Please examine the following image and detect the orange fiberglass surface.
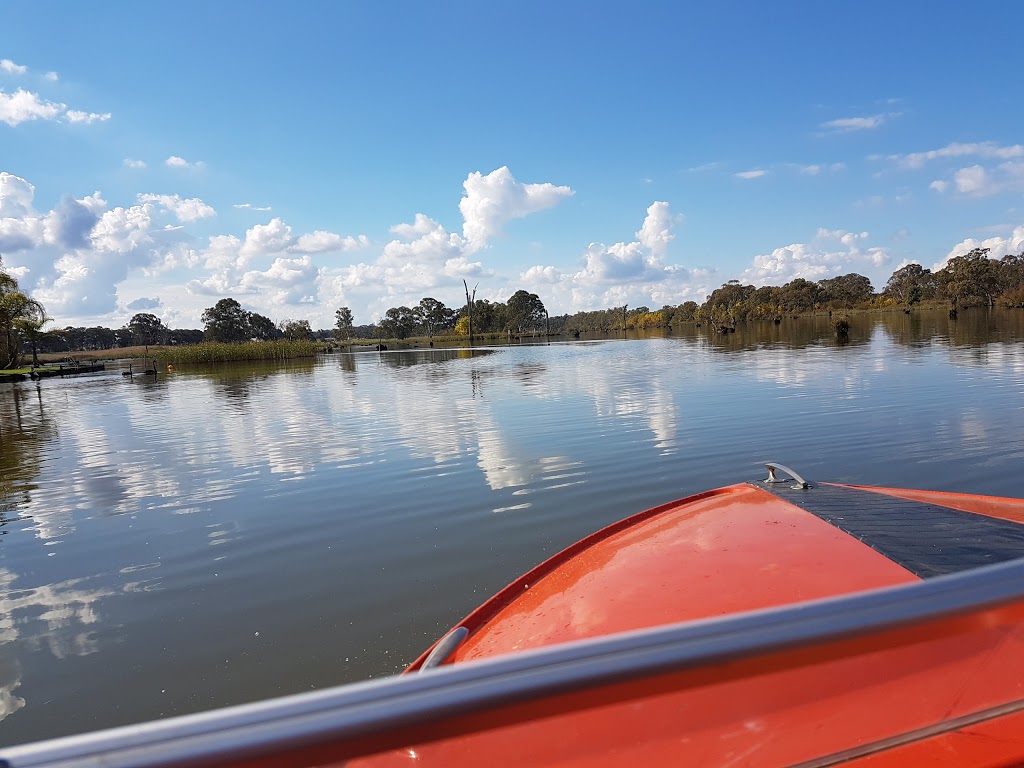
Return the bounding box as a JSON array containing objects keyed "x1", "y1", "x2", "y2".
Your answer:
[{"x1": 5, "y1": 465, "x2": 1024, "y2": 768}]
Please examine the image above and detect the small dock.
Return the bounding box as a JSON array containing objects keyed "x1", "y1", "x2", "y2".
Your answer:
[{"x1": 0, "y1": 361, "x2": 106, "y2": 383}]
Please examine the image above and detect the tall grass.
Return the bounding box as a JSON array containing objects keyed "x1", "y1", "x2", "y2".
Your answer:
[{"x1": 166, "y1": 340, "x2": 319, "y2": 364}]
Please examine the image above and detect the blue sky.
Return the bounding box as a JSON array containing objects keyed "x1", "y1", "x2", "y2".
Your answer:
[{"x1": 2, "y1": 1, "x2": 1023, "y2": 329}]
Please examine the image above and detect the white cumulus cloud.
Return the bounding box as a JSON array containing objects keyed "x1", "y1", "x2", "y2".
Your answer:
[
  {"x1": 90, "y1": 204, "x2": 156, "y2": 253},
  {"x1": 0, "y1": 172, "x2": 37, "y2": 218},
  {"x1": 635, "y1": 201, "x2": 676, "y2": 255},
  {"x1": 520, "y1": 265, "x2": 562, "y2": 284},
  {"x1": 557, "y1": 201, "x2": 691, "y2": 311},
  {"x1": 123, "y1": 158, "x2": 147, "y2": 169},
  {"x1": 740, "y1": 229, "x2": 889, "y2": 285},
  {"x1": 240, "y1": 218, "x2": 292, "y2": 258},
  {"x1": 936, "y1": 226, "x2": 1024, "y2": 270},
  {"x1": 0, "y1": 89, "x2": 65, "y2": 126},
  {"x1": 239, "y1": 255, "x2": 320, "y2": 305},
  {"x1": 0, "y1": 59, "x2": 28, "y2": 75},
  {"x1": 291, "y1": 231, "x2": 370, "y2": 253},
  {"x1": 327, "y1": 167, "x2": 571, "y2": 303},
  {"x1": 165, "y1": 156, "x2": 205, "y2": 170},
  {"x1": 929, "y1": 161, "x2": 1024, "y2": 197},
  {"x1": 459, "y1": 166, "x2": 574, "y2": 250},
  {"x1": 954, "y1": 165, "x2": 993, "y2": 195}
]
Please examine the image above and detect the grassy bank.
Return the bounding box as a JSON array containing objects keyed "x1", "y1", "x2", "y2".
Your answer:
[
  {"x1": 166, "y1": 340, "x2": 320, "y2": 363},
  {"x1": 36, "y1": 340, "x2": 321, "y2": 365}
]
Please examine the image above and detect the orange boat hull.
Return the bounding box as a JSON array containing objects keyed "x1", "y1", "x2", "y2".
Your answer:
[
  {"x1": 7, "y1": 480, "x2": 1024, "y2": 768},
  {"x1": 361, "y1": 483, "x2": 1024, "y2": 767}
]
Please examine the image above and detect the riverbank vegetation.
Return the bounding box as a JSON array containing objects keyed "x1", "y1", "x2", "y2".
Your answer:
[
  {"x1": 166, "y1": 339, "x2": 320, "y2": 364},
  {"x1": 5, "y1": 246, "x2": 1024, "y2": 367}
]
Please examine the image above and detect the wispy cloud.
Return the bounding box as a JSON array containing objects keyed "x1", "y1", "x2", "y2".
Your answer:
[
  {"x1": 821, "y1": 114, "x2": 888, "y2": 132},
  {"x1": 799, "y1": 162, "x2": 845, "y2": 175},
  {"x1": 889, "y1": 142, "x2": 1024, "y2": 169},
  {"x1": 123, "y1": 158, "x2": 147, "y2": 169},
  {"x1": 735, "y1": 169, "x2": 767, "y2": 179},
  {"x1": 234, "y1": 203, "x2": 272, "y2": 211},
  {"x1": 688, "y1": 161, "x2": 723, "y2": 173},
  {"x1": 66, "y1": 109, "x2": 111, "y2": 124}
]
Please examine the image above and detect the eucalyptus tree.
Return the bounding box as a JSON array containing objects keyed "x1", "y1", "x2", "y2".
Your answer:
[
  {"x1": 777, "y1": 278, "x2": 823, "y2": 313},
  {"x1": 280, "y1": 319, "x2": 314, "y2": 341},
  {"x1": 817, "y1": 273, "x2": 874, "y2": 306},
  {"x1": 248, "y1": 312, "x2": 279, "y2": 341},
  {"x1": 884, "y1": 263, "x2": 936, "y2": 305},
  {"x1": 127, "y1": 313, "x2": 168, "y2": 355},
  {"x1": 936, "y1": 248, "x2": 1001, "y2": 308},
  {"x1": 998, "y1": 253, "x2": 1024, "y2": 296},
  {"x1": 201, "y1": 298, "x2": 252, "y2": 342},
  {"x1": 334, "y1": 306, "x2": 354, "y2": 342},
  {"x1": 379, "y1": 306, "x2": 419, "y2": 340},
  {"x1": 416, "y1": 297, "x2": 454, "y2": 340},
  {"x1": 506, "y1": 290, "x2": 546, "y2": 335}
]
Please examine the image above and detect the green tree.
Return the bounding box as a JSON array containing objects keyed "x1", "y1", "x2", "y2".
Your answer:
[
  {"x1": 14, "y1": 314, "x2": 50, "y2": 368},
  {"x1": 127, "y1": 313, "x2": 168, "y2": 354},
  {"x1": 280, "y1": 319, "x2": 313, "y2": 340},
  {"x1": 379, "y1": 306, "x2": 419, "y2": 340},
  {"x1": 416, "y1": 297, "x2": 454, "y2": 340},
  {"x1": 998, "y1": 253, "x2": 1024, "y2": 292},
  {"x1": 334, "y1": 306, "x2": 355, "y2": 342},
  {"x1": 0, "y1": 259, "x2": 47, "y2": 369},
  {"x1": 506, "y1": 290, "x2": 546, "y2": 334},
  {"x1": 937, "y1": 248, "x2": 1001, "y2": 308},
  {"x1": 673, "y1": 301, "x2": 699, "y2": 321},
  {"x1": 777, "y1": 278, "x2": 823, "y2": 312},
  {"x1": 248, "y1": 312, "x2": 280, "y2": 341},
  {"x1": 884, "y1": 263, "x2": 936, "y2": 305},
  {"x1": 818, "y1": 273, "x2": 874, "y2": 305},
  {"x1": 201, "y1": 298, "x2": 252, "y2": 342}
]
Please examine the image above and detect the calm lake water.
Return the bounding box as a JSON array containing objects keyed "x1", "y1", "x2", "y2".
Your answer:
[{"x1": 2, "y1": 309, "x2": 1024, "y2": 745}]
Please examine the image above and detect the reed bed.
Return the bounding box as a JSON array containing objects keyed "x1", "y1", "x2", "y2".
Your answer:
[{"x1": 166, "y1": 340, "x2": 319, "y2": 364}]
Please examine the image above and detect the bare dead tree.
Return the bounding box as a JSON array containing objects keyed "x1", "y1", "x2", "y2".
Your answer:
[{"x1": 463, "y1": 279, "x2": 478, "y2": 347}]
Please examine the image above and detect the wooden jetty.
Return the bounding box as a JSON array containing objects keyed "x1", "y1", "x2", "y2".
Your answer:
[{"x1": 0, "y1": 361, "x2": 106, "y2": 383}]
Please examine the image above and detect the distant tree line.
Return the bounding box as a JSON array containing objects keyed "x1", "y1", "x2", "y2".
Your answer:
[
  {"x1": 687, "y1": 247, "x2": 1024, "y2": 326},
  {"x1": 9, "y1": 246, "x2": 1024, "y2": 360},
  {"x1": 369, "y1": 290, "x2": 548, "y2": 341}
]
